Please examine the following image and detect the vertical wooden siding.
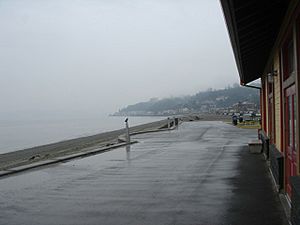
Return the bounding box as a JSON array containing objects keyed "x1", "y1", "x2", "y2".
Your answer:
[
  {"x1": 273, "y1": 53, "x2": 282, "y2": 151},
  {"x1": 264, "y1": 76, "x2": 269, "y2": 134}
]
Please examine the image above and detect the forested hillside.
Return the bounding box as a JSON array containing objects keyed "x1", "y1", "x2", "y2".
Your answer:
[{"x1": 114, "y1": 84, "x2": 260, "y2": 116}]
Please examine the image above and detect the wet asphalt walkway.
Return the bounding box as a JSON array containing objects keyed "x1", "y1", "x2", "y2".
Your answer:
[{"x1": 0, "y1": 121, "x2": 289, "y2": 225}]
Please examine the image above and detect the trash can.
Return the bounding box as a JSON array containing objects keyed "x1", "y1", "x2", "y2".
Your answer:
[
  {"x1": 239, "y1": 116, "x2": 243, "y2": 123},
  {"x1": 175, "y1": 118, "x2": 179, "y2": 126},
  {"x1": 232, "y1": 115, "x2": 237, "y2": 125}
]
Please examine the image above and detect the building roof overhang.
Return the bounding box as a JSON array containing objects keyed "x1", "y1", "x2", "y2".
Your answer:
[{"x1": 220, "y1": 0, "x2": 289, "y2": 84}]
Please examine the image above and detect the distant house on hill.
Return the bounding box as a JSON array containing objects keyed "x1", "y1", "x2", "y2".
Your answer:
[{"x1": 232, "y1": 101, "x2": 257, "y2": 113}]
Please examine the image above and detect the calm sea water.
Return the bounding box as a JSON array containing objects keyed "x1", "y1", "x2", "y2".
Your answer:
[{"x1": 0, "y1": 115, "x2": 165, "y2": 154}]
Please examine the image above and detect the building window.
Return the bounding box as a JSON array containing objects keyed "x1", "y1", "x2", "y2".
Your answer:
[
  {"x1": 283, "y1": 36, "x2": 295, "y2": 80},
  {"x1": 288, "y1": 41, "x2": 295, "y2": 75}
]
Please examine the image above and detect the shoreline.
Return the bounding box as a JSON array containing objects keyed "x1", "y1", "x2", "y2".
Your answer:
[
  {"x1": 0, "y1": 114, "x2": 231, "y2": 173},
  {"x1": 0, "y1": 119, "x2": 170, "y2": 171}
]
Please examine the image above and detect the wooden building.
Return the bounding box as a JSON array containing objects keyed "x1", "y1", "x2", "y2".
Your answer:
[{"x1": 220, "y1": 1, "x2": 300, "y2": 223}]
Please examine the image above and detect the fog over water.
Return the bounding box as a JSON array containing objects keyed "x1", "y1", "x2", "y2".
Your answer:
[
  {"x1": 0, "y1": 0, "x2": 238, "y2": 151},
  {"x1": 0, "y1": 0, "x2": 237, "y2": 116}
]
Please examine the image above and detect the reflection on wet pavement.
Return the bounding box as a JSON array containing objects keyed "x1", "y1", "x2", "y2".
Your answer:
[{"x1": 0, "y1": 121, "x2": 258, "y2": 225}]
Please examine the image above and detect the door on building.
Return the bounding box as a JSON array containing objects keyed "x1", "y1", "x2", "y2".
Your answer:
[{"x1": 285, "y1": 84, "x2": 297, "y2": 198}]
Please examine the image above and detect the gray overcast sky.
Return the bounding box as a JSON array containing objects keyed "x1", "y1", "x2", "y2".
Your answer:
[{"x1": 0, "y1": 0, "x2": 238, "y2": 116}]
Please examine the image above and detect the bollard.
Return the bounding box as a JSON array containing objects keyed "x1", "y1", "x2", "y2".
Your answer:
[{"x1": 125, "y1": 118, "x2": 130, "y2": 145}]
